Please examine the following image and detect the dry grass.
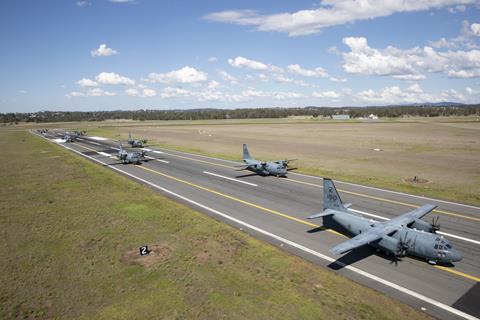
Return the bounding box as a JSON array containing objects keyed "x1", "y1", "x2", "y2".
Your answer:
[{"x1": 79, "y1": 118, "x2": 480, "y2": 205}]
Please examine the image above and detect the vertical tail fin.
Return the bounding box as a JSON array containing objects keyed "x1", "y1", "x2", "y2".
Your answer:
[
  {"x1": 242, "y1": 144, "x2": 252, "y2": 160},
  {"x1": 323, "y1": 178, "x2": 345, "y2": 211}
]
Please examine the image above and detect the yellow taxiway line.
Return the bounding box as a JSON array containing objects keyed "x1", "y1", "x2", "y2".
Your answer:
[{"x1": 72, "y1": 142, "x2": 479, "y2": 283}]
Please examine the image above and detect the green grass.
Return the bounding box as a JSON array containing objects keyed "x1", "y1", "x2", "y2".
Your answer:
[{"x1": 0, "y1": 130, "x2": 432, "y2": 319}]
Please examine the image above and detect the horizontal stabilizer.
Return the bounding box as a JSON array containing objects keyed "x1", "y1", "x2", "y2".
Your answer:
[{"x1": 307, "y1": 209, "x2": 336, "y2": 219}]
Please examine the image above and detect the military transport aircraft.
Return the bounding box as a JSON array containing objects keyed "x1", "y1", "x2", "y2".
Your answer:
[
  {"x1": 308, "y1": 178, "x2": 462, "y2": 265},
  {"x1": 236, "y1": 144, "x2": 297, "y2": 177},
  {"x1": 63, "y1": 132, "x2": 78, "y2": 142},
  {"x1": 117, "y1": 142, "x2": 146, "y2": 164},
  {"x1": 127, "y1": 132, "x2": 147, "y2": 148}
]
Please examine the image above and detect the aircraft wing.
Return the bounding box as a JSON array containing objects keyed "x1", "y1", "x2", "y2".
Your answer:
[
  {"x1": 329, "y1": 224, "x2": 399, "y2": 255},
  {"x1": 388, "y1": 204, "x2": 437, "y2": 226},
  {"x1": 330, "y1": 232, "x2": 383, "y2": 255}
]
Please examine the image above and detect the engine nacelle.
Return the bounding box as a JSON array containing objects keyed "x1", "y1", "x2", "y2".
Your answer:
[
  {"x1": 409, "y1": 219, "x2": 433, "y2": 232},
  {"x1": 374, "y1": 235, "x2": 400, "y2": 254}
]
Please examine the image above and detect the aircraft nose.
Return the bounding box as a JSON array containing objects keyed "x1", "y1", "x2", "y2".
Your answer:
[{"x1": 449, "y1": 248, "x2": 463, "y2": 262}]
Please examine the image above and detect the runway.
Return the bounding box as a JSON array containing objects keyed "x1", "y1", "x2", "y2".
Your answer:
[{"x1": 37, "y1": 130, "x2": 480, "y2": 320}]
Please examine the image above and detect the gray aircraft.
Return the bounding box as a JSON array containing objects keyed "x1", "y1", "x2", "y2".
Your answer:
[
  {"x1": 308, "y1": 178, "x2": 462, "y2": 265},
  {"x1": 63, "y1": 133, "x2": 77, "y2": 142},
  {"x1": 117, "y1": 142, "x2": 146, "y2": 164},
  {"x1": 236, "y1": 144, "x2": 297, "y2": 177},
  {"x1": 127, "y1": 132, "x2": 147, "y2": 148}
]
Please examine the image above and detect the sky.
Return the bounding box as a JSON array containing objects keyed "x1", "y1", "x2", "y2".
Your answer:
[{"x1": 1, "y1": 0, "x2": 479, "y2": 113}]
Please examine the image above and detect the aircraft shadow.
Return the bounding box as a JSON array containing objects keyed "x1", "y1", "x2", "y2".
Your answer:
[
  {"x1": 327, "y1": 246, "x2": 375, "y2": 270},
  {"x1": 235, "y1": 172, "x2": 262, "y2": 178}
]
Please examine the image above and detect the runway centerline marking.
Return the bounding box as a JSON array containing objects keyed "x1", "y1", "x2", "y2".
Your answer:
[
  {"x1": 203, "y1": 171, "x2": 258, "y2": 187},
  {"x1": 34, "y1": 131, "x2": 480, "y2": 320}
]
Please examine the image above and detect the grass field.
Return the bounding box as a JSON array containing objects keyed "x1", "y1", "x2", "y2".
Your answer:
[
  {"x1": 0, "y1": 129, "x2": 432, "y2": 319},
  {"x1": 64, "y1": 117, "x2": 480, "y2": 206}
]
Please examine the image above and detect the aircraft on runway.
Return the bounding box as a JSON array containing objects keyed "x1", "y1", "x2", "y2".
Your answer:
[
  {"x1": 236, "y1": 144, "x2": 297, "y2": 177},
  {"x1": 117, "y1": 142, "x2": 146, "y2": 164},
  {"x1": 63, "y1": 133, "x2": 78, "y2": 142},
  {"x1": 307, "y1": 178, "x2": 462, "y2": 265},
  {"x1": 127, "y1": 132, "x2": 147, "y2": 148},
  {"x1": 74, "y1": 130, "x2": 86, "y2": 136}
]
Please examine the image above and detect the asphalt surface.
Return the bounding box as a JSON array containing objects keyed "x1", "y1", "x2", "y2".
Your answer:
[{"x1": 37, "y1": 131, "x2": 480, "y2": 320}]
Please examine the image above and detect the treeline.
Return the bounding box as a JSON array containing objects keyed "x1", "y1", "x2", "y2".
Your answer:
[{"x1": 2, "y1": 105, "x2": 479, "y2": 123}]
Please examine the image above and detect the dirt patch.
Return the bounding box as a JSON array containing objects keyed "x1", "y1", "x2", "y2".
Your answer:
[
  {"x1": 121, "y1": 244, "x2": 172, "y2": 267},
  {"x1": 405, "y1": 177, "x2": 430, "y2": 184}
]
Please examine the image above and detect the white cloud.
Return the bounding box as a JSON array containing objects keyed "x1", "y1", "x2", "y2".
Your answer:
[
  {"x1": 18, "y1": 89, "x2": 27, "y2": 94},
  {"x1": 329, "y1": 76, "x2": 348, "y2": 83},
  {"x1": 448, "y1": 5, "x2": 466, "y2": 13},
  {"x1": 125, "y1": 88, "x2": 157, "y2": 97},
  {"x1": 471, "y1": 23, "x2": 480, "y2": 36},
  {"x1": 392, "y1": 74, "x2": 427, "y2": 80},
  {"x1": 272, "y1": 74, "x2": 314, "y2": 87},
  {"x1": 148, "y1": 66, "x2": 207, "y2": 83},
  {"x1": 66, "y1": 88, "x2": 116, "y2": 98},
  {"x1": 227, "y1": 56, "x2": 283, "y2": 73},
  {"x1": 341, "y1": 36, "x2": 480, "y2": 79},
  {"x1": 447, "y1": 69, "x2": 480, "y2": 78},
  {"x1": 429, "y1": 37, "x2": 457, "y2": 49},
  {"x1": 91, "y1": 44, "x2": 119, "y2": 57},
  {"x1": 353, "y1": 85, "x2": 454, "y2": 104},
  {"x1": 205, "y1": 1, "x2": 475, "y2": 36},
  {"x1": 66, "y1": 91, "x2": 85, "y2": 98},
  {"x1": 207, "y1": 80, "x2": 220, "y2": 90},
  {"x1": 77, "y1": 78, "x2": 98, "y2": 87},
  {"x1": 87, "y1": 88, "x2": 116, "y2": 97},
  {"x1": 160, "y1": 87, "x2": 191, "y2": 99},
  {"x1": 217, "y1": 69, "x2": 238, "y2": 84},
  {"x1": 208, "y1": 56, "x2": 218, "y2": 62},
  {"x1": 406, "y1": 83, "x2": 423, "y2": 93},
  {"x1": 95, "y1": 72, "x2": 135, "y2": 86},
  {"x1": 76, "y1": 1, "x2": 89, "y2": 7},
  {"x1": 109, "y1": 0, "x2": 134, "y2": 3},
  {"x1": 287, "y1": 64, "x2": 328, "y2": 77},
  {"x1": 228, "y1": 56, "x2": 268, "y2": 70},
  {"x1": 312, "y1": 91, "x2": 341, "y2": 99}
]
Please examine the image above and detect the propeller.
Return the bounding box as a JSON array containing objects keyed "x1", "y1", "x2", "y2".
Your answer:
[
  {"x1": 280, "y1": 159, "x2": 297, "y2": 168},
  {"x1": 397, "y1": 232, "x2": 412, "y2": 257},
  {"x1": 431, "y1": 216, "x2": 440, "y2": 233}
]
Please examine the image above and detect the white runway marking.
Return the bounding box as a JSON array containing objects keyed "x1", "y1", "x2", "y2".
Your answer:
[
  {"x1": 145, "y1": 156, "x2": 169, "y2": 164},
  {"x1": 349, "y1": 208, "x2": 480, "y2": 245},
  {"x1": 53, "y1": 138, "x2": 65, "y2": 143},
  {"x1": 142, "y1": 148, "x2": 152, "y2": 152},
  {"x1": 152, "y1": 150, "x2": 163, "y2": 154},
  {"x1": 89, "y1": 136, "x2": 109, "y2": 141},
  {"x1": 203, "y1": 171, "x2": 258, "y2": 187},
  {"x1": 33, "y1": 132, "x2": 479, "y2": 320},
  {"x1": 98, "y1": 152, "x2": 112, "y2": 157},
  {"x1": 90, "y1": 141, "x2": 101, "y2": 146}
]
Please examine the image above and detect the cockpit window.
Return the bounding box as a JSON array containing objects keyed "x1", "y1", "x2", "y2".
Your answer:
[
  {"x1": 438, "y1": 245, "x2": 443, "y2": 250},
  {"x1": 435, "y1": 238, "x2": 440, "y2": 241},
  {"x1": 446, "y1": 244, "x2": 452, "y2": 249},
  {"x1": 434, "y1": 244, "x2": 439, "y2": 249}
]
